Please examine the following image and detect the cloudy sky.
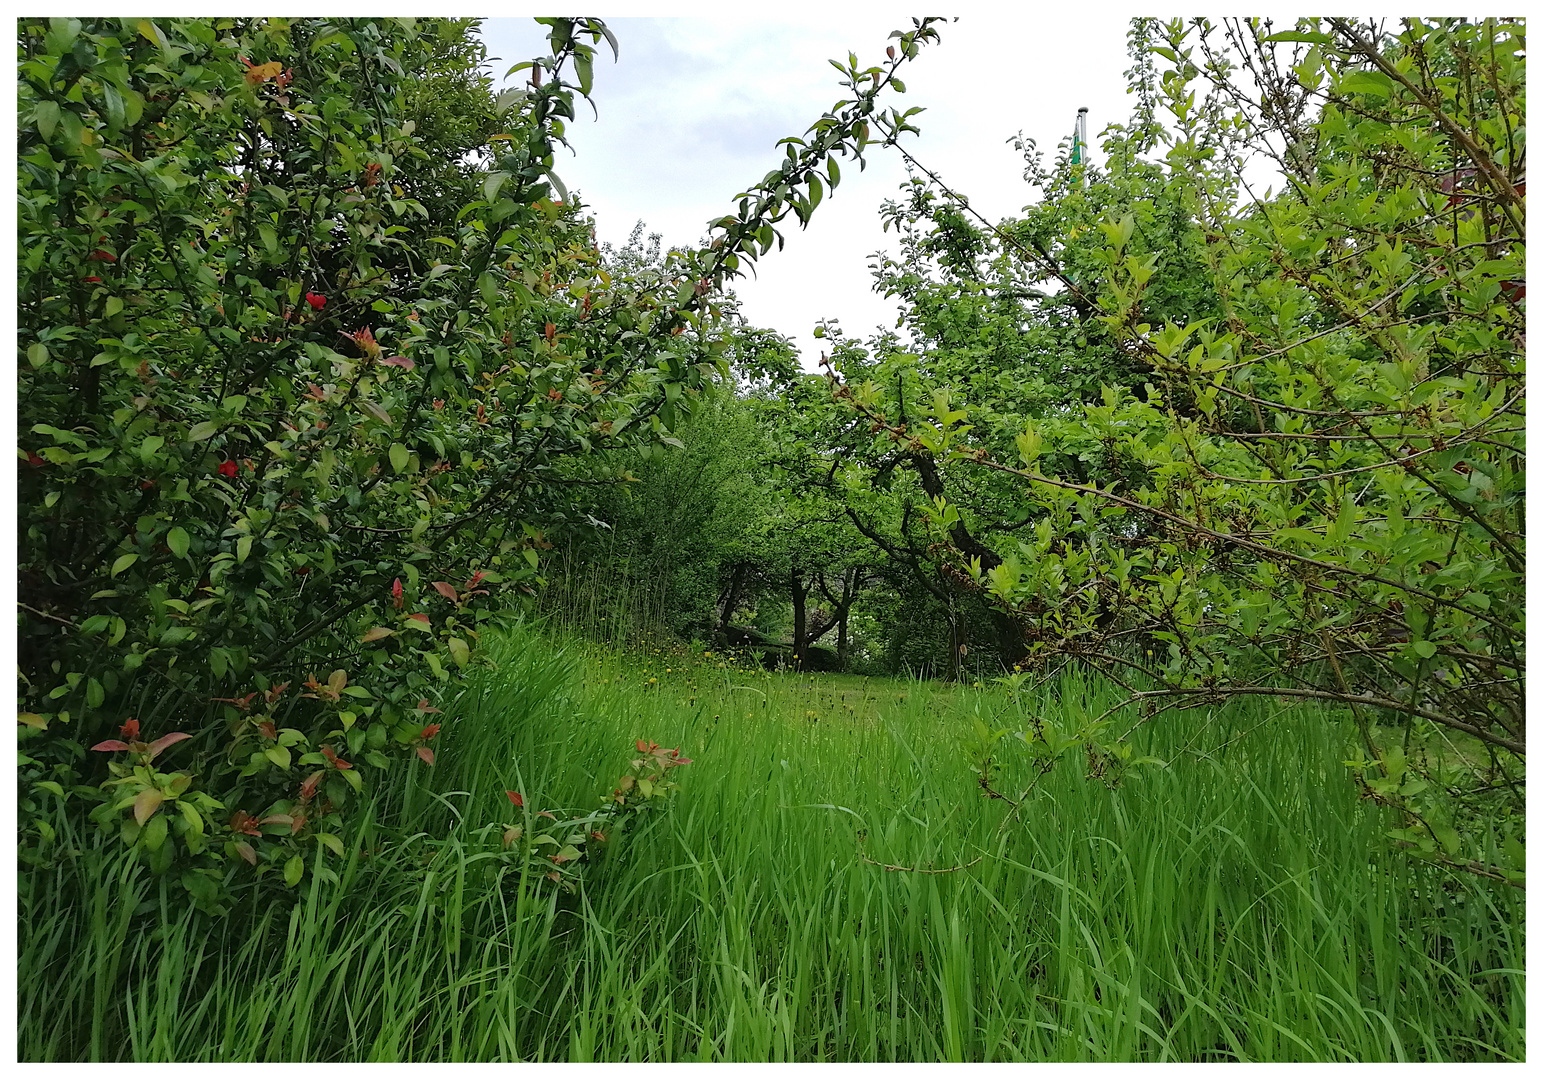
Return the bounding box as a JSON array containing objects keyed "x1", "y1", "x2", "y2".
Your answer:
[{"x1": 479, "y1": 9, "x2": 1144, "y2": 365}]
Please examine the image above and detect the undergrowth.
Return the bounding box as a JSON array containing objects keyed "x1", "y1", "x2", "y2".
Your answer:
[{"x1": 17, "y1": 624, "x2": 1525, "y2": 1061}]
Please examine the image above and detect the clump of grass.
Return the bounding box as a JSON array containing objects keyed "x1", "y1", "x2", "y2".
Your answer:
[{"x1": 18, "y1": 625, "x2": 1525, "y2": 1062}]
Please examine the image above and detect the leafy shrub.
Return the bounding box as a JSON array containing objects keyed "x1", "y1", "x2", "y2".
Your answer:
[{"x1": 17, "y1": 14, "x2": 947, "y2": 893}]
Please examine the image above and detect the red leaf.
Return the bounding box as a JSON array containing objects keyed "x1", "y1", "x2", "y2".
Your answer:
[
  {"x1": 218, "y1": 460, "x2": 238, "y2": 478},
  {"x1": 234, "y1": 840, "x2": 257, "y2": 866},
  {"x1": 431, "y1": 581, "x2": 459, "y2": 602},
  {"x1": 90, "y1": 739, "x2": 130, "y2": 752},
  {"x1": 379, "y1": 355, "x2": 415, "y2": 369},
  {"x1": 120, "y1": 718, "x2": 140, "y2": 740},
  {"x1": 230, "y1": 811, "x2": 262, "y2": 836},
  {"x1": 415, "y1": 746, "x2": 435, "y2": 766},
  {"x1": 299, "y1": 771, "x2": 322, "y2": 801},
  {"x1": 506, "y1": 790, "x2": 524, "y2": 807},
  {"x1": 415, "y1": 699, "x2": 443, "y2": 714},
  {"x1": 361, "y1": 626, "x2": 395, "y2": 643},
  {"x1": 420, "y1": 723, "x2": 441, "y2": 741},
  {"x1": 407, "y1": 613, "x2": 431, "y2": 626},
  {"x1": 392, "y1": 578, "x2": 404, "y2": 608},
  {"x1": 147, "y1": 731, "x2": 192, "y2": 759}
]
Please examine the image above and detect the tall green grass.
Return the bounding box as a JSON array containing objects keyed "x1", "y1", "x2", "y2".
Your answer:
[{"x1": 17, "y1": 624, "x2": 1524, "y2": 1061}]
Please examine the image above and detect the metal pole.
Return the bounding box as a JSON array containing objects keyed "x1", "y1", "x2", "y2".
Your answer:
[{"x1": 1075, "y1": 106, "x2": 1089, "y2": 168}]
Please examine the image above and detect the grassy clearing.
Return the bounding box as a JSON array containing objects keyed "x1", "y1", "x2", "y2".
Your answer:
[{"x1": 18, "y1": 624, "x2": 1524, "y2": 1062}]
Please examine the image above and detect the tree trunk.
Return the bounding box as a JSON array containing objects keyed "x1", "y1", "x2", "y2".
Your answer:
[
  {"x1": 717, "y1": 561, "x2": 747, "y2": 636},
  {"x1": 945, "y1": 591, "x2": 962, "y2": 681},
  {"x1": 790, "y1": 570, "x2": 808, "y2": 670},
  {"x1": 836, "y1": 567, "x2": 854, "y2": 666}
]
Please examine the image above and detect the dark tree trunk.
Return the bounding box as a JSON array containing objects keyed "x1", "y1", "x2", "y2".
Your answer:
[
  {"x1": 717, "y1": 561, "x2": 748, "y2": 636},
  {"x1": 945, "y1": 593, "x2": 962, "y2": 681},
  {"x1": 790, "y1": 570, "x2": 808, "y2": 670},
  {"x1": 836, "y1": 566, "x2": 854, "y2": 665}
]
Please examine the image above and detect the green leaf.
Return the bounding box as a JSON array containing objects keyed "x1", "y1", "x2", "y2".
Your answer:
[
  {"x1": 597, "y1": 22, "x2": 619, "y2": 61},
  {"x1": 1337, "y1": 70, "x2": 1394, "y2": 98},
  {"x1": 135, "y1": 18, "x2": 171, "y2": 55},
  {"x1": 139, "y1": 434, "x2": 165, "y2": 464},
  {"x1": 166, "y1": 526, "x2": 190, "y2": 560},
  {"x1": 544, "y1": 168, "x2": 569, "y2": 205},
  {"x1": 236, "y1": 535, "x2": 253, "y2": 564},
  {"x1": 187, "y1": 421, "x2": 220, "y2": 442},
  {"x1": 178, "y1": 800, "x2": 205, "y2": 837},
  {"x1": 447, "y1": 637, "x2": 470, "y2": 667},
  {"x1": 34, "y1": 100, "x2": 59, "y2": 141},
  {"x1": 1263, "y1": 30, "x2": 1334, "y2": 44},
  {"x1": 264, "y1": 745, "x2": 292, "y2": 770},
  {"x1": 389, "y1": 443, "x2": 410, "y2": 473},
  {"x1": 284, "y1": 854, "x2": 305, "y2": 887},
  {"x1": 111, "y1": 553, "x2": 139, "y2": 577},
  {"x1": 141, "y1": 813, "x2": 169, "y2": 852},
  {"x1": 358, "y1": 400, "x2": 393, "y2": 426}
]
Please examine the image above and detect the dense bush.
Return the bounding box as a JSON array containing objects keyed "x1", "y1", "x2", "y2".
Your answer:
[{"x1": 826, "y1": 17, "x2": 1525, "y2": 883}]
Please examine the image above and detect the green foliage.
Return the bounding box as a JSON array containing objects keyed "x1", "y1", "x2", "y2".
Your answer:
[
  {"x1": 16, "y1": 14, "x2": 945, "y2": 888},
  {"x1": 827, "y1": 16, "x2": 1525, "y2": 884}
]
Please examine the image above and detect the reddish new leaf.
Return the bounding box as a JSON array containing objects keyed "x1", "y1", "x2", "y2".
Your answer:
[
  {"x1": 91, "y1": 739, "x2": 131, "y2": 752},
  {"x1": 379, "y1": 355, "x2": 415, "y2": 369},
  {"x1": 506, "y1": 790, "x2": 524, "y2": 807},
  {"x1": 134, "y1": 789, "x2": 165, "y2": 826},
  {"x1": 415, "y1": 746, "x2": 435, "y2": 766},
  {"x1": 431, "y1": 580, "x2": 459, "y2": 602},
  {"x1": 147, "y1": 731, "x2": 192, "y2": 759},
  {"x1": 234, "y1": 840, "x2": 257, "y2": 866}
]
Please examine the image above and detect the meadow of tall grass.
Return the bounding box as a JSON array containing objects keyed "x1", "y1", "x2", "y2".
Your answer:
[{"x1": 17, "y1": 624, "x2": 1525, "y2": 1062}]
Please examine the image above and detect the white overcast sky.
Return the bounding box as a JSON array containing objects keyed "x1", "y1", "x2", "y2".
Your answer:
[{"x1": 480, "y1": 6, "x2": 1150, "y2": 365}]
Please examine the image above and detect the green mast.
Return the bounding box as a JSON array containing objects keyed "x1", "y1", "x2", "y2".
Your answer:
[{"x1": 1070, "y1": 106, "x2": 1089, "y2": 167}]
